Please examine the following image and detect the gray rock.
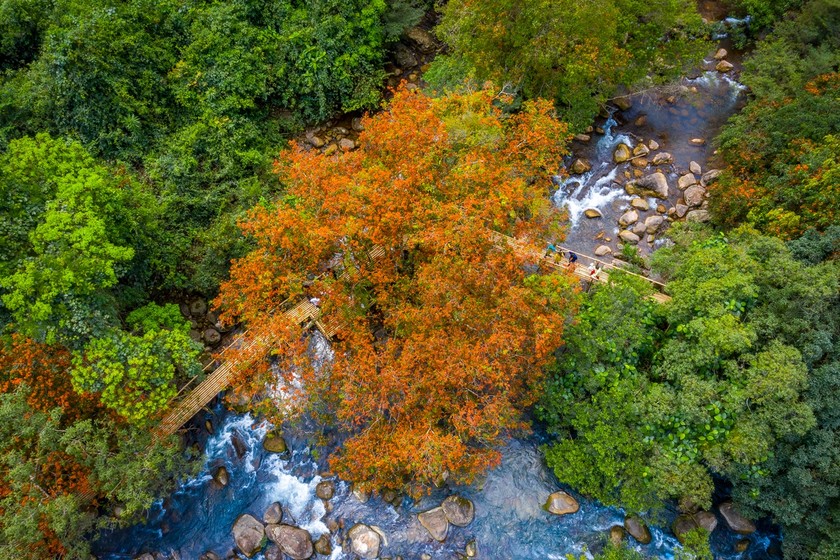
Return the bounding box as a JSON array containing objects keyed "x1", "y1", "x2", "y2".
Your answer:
[
  {"x1": 315, "y1": 480, "x2": 335, "y2": 501},
  {"x1": 405, "y1": 27, "x2": 436, "y2": 51},
  {"x1": 694, "y1": 511, "x2": 718, "y2": 533},
  {"x1": 632, "y1": 221, "x2": 647, "y2": 235},
  {"x1": 690, "y1": 137, "x2": 706, "y2": 146},
  {"x1": 190, "y1": 299, "x2": 208, "y2": 317},
  {"x1": 635, "y1": 172, "x2": 669, "y2": 198},
  {"x1": 619, "y1": 231, "x2": 640, "y2": 244},
  {"x1": 442, "y1": 495, "x2": 475, "y2": 527},
  {"x1": 614, "y1": 97, "x2": 632, "y2": 111},
  {"x1": 690, "y1": 161, "x2": 702, "y2": 175},
  {"x1": 203, "y1": 328, "x2": 221, "y2": 345},
  {"x1": 686, "y1": 209, "x2": 711, "y2": 222},
  {"x1": 264, "y1": 545, "x2": 282, "y2": 560},
  {"x1": 338, "y1": 138, "x2": 355, "y2": 151},
  {"x1": 393, "y1": 44, "x2": 418, "y2": 68},
  {"x1": 574, "y1": 134, "x2": 591, "y2": 142},
  {"x1": 719, "y1": 502, "x2": 756, "y2": 534},
  {"x1": 630, "y1": 197, "x2": 649, "y2": 211},
  {"x1": 673, "y1": 515, "x2": 699, "y2": 544},
  {"x1": 614, "y1": 144, "x2": 632, "y2": 163},
  {"x1": 684, "y1": 185, "x2": 706, "y2": 207},
  {"x1": 619, "y1": 210, "x2": 639, "y2": 226},
  {"x1": 624, "y1": 516, "x2": 652, "y2": 544},
  {"x1": 544, "y1": 491, "x2": 579, "y2": 515},
  {"x1": 314, "y1": 534, "x2": 332, "y2": 556},
  {"x1": 716, "y1": 60, "x2": 734, "y2": 73},
  {"x1": 262, "y1": 431, "x2": 287, "y2": 453},
  {"x1": 594, "y1": 245, "x2": 612, "y2": 257},
  {"x1": 701, "y1": 169, "x2": 722, "y2": 185},
  {"x1": 263, "y1": 502, "x2": 283, "y2": 525},
  {"x1": 571, "y1": 158, "x2": 592, "y2": 175},
  {"x1": 348, "y1": 524, "x2": 381, "y2": 559},
  {"x1": 232, "y1": 514, "x2": 265, "y2": 558},
  {"x1": 678, "y1": 173, "x2": 697, "y2": 190},
  {"x1": 351, "y1": 485, "x2": 370, "y2": 503},
  {"x1": 648, "y1": 139, "x2": 660, "y2": 151},
  {"x1": 307, "y1": 135, "x2": 325, "y2": 148},
  {"x1": 231, "y1": 429, "x2": 248, "y2": 459},
  {"x1": 266, "y1": 525, "x2": 313, "y2": 560},
  {"x1": 645, "y1": 215, "x2": 665, "y2": 233},
  {"x1": 652, "y1": 152, "x2": 672, "y2": 165},
  {"x1": 418, "y1": 507, "x2": 449, "y2": 541},
  {"x1": 675, "y1": 203, "x2": 689, "y2": 218},
  {"x1": 351, "y1": 117, "x2": 365, "y2": 132},
  {"x1": 213, "y1": 466, "x2": 229, "y2": 487}
]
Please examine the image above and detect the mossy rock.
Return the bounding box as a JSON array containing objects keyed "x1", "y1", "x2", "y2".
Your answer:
[{"x1": 263, "y1": 431, "x2": 288, "y2": 454}]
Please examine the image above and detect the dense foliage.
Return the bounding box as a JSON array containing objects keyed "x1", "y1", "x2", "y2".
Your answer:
[
  {"x1": 431, "y1": 0, "x2": 708, "y2": 128},
  {"x1": 712, "y1": 0, "x2": 840, "y2": 238},
  {"x1": 216, "y1": 86, "x2": 577, "y2": 494},
  {"x1": 539, "y1": 224, "x2": 840, "y2": 557}
]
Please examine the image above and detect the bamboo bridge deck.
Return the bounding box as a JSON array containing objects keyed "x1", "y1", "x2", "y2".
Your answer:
[{"x1": 154, "y1": 235, "x2": 670, "y2": 439}]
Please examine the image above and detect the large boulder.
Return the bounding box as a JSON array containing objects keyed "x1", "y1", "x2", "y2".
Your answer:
[
  {"x1": 314, "y1": 534, "x2": 332, "y2": 556},
  {"x1": 263, "y1": 502, "x2": 283, "y2": 525},
  {"x1": 262, "y1": 431, "x2": 288, "y2": 453},
  {"x1": 619, "y1": 210, "x2": 639, "y2": 226},
  {"x1": 231, "y1": 429, "x2": 249, "y2": 459},
  {"x1": 632, "y1": 172, "x2": 669, "y2": 199},
  {"x1": 584, "y1": 208, "x2": 602, "y2": 219},
  {"x1": 619, "y1": 230, "x2": 640, "y2": 244},
  {"x1": 544, "y1": 491, "x2": 579, "y2": 515},
  {"x1": 630, "y1": 197, "x2": 649, "y2": 211},
  {"x1": 614, "y1": 144, "x2": 632, "y2": 163},
  {"x1": 652, "y1": 152, "x2": 672, "y2": 166},
  {"x1": 393, "y1": 43, "x2": 418, "y2": 68},
  {"x1": 675, "y1": 203, "x2": 689, "y2": 218},
  {"x1": 684, "y1": 185, "x2": 706, "y2": 207},
  {"x1": 690, "y1": 161, "x2": 702, "y2": 175},
  {"x1": 571, "y1": 158, "x2": 592, "y2": 174},
  {"x1": 405, "y1": 27, "x2": 436, "y2": 52},
  {"x1": 264, "y1": 545, "x2": 283, "y2": 560},
  {"x1": 418, "y1": 506, "x2": 449, "y2": 541},
  {"x1": 442, "y1": 495, "x2": 475, "y2": 527},
  {"x1": 266, "y1": 524, "x2": 313, "y2": 560},
  {"x1": 348, "y1": 523, "x2": 382, "y2": 559},
  {"x1": 624, "y1": 516, "x2": 652, "y2": 544},
  {"x1": 673, "y1": 515, "x2": 699, "y2": 544},
  {"x1": 644, "y1": 215, "x2": 665, "y2": 234},
  {"x1": 190, "y1": 299, "x2": 208, "y2": 316},
  {"x1": 213, "y1": 466, "x2": 229, "y2": 487},
  {"x1": 686, "y1": 209, "x2": 711, "y2": 223},
  {"x1": 714, "y1": 48, "x2": 728, "y2": 60},
  {"x1": 716, "y1": 60, "x2": 734, "y2": 73},
  {"x1": 232, "y1": 514, "x2": 265, "y2": 558},
  {"x1": 595, "y1": 245, "x2": 613, "y2": 257},
  {"x1": 719, "y1": 502, "x2": 756, "y2": 534},
  {"x1": 315, "y1": 480, "x2": 335, "y2": 501},
  {"x1": 677, "y1": 173, "x2": 697, "y2": 190},
  {"x1": 694, "y1": 511, "x2": 718, "y2": 534},
  {"x1": 702, "y1": 169, "x2": 722, "y2": 185}
]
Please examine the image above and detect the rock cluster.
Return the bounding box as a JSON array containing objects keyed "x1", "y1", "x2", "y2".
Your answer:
[{"x1": 417, "y1": 494, "x2": 476, "y2": 542}]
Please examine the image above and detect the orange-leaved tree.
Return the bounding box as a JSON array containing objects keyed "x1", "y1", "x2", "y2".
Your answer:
[{"x1": 216, "y1": 85, "x2": 579, "y2": 494}]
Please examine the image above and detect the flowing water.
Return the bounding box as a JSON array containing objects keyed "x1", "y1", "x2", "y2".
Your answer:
[
  {"x1": 555, "y1": 66, "x2": 746, "y2": 258},
  {"x1": 95, "y1": 23, "x2": 781, "y2": 560}
]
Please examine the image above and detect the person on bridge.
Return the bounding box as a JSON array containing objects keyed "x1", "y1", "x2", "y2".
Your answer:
[
  {"x1": 565, "y1": 251, "x2": 578, "y2": 269},
  {"x1": 544, "y1": 243, "x2": 559, "y2": 261},
  {"x1": 588, "y1": 263, "x2": 601, "y2": 280}
]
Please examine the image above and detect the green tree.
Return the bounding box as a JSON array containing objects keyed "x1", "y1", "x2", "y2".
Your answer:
[
  {"x1": 433, "y1": 0, "x2": 708, "y2": 128},
  {"x1": 71, "y1": 303, "x2": 202, "y2": 423}
]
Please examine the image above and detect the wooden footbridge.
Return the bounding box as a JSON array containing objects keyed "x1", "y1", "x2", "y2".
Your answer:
[{"x1": 154, "y1": 235, "x2": 669, "y2": 439}]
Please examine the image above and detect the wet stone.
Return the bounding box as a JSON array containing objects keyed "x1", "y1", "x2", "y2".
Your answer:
[
  {"x1": 316, "y1": 480, "x2": 335, "y2": 501},
  {"x1": 620, "y1": 230, "x2": 641, "y2": 244},
  {"x1": 190, "y1": 299, "x2": 208, "y2": 316},
  {"x1": 231, "y1": 514, "x2": 265, "y2": 558},
  {"x1": 719, "y1": 502, "x2": 756, "y2": 534},
  {"x1": 571, "y1": 158, "x2": 592, "y2": 175},
  {"x1": 199, "y1": 553, "x2": 221, "y2": 560},
  {"x1": 314, "y1": 534, "x2": 332, "y2": 555},
  {"x1": 418, "y1": 506, "x2": 449, "y2": 541},
  {"x1": 716, "y1": 60, "x2": 734, "y2": 73},
  {"x1": 595, "y1": 245, "x2": 612, "y2": 257},
  {"x1": 544, "y1": 491, "x2": 579, "y2": 515},
  {"x1": 262, "y1": 431, "x2": 288, "y2": 454},
  {"x1": 613, "y1": 143, "x2": 632, "y2": 163},
  {"x1": 348, "y1": 523, "x2": 381, "y2": 559},
  {"x1": 630, "y1": 197, "x2": 649, "y2": 211},
  {"x1": 465, "y1": 540, "x2": 478, "y2": 557},
  {"x1": 690, "y1": 161, "x2": 702, "y2": 175},
  {"x1": 584, "y1": 208, "x2": 602, "y2": 219},
  {"x1": 735, "y1": 539, "x2": 750, "y2": 553},
  {"x1": 610, "y1": 525, "x2": 626, "y2": 546},
  {"x1": 714, "y1": 48, "x2": 728, "y2": 60},
  {"x1": 323, "y1": 144, "x2": 338, "y2": 156},
  {"x1": 213, "y1": 466, "x2": 229, "y2": 487},
  {"x1": 263, "y1": 502, "x2": 283, "y2": 525},
  {"x1": 648, "y1": 139, "x2": 660, "y2": 151},
  {"x1": 694, "y1": 510, "x2": 718, "y2": 533},
  {"x1": 673, "y1": 514, "x2": 699, "y2": 544},
  {"x1": 442, "y1": 494, "x2": 475, "y2": 527}
]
